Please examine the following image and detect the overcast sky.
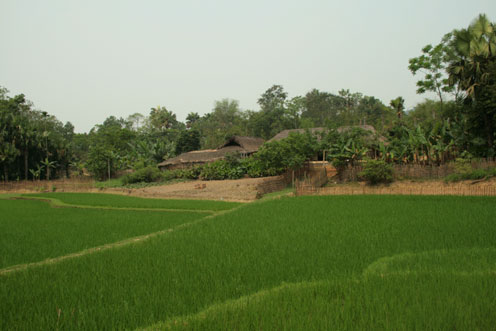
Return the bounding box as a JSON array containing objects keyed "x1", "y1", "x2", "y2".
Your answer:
[{"x1": 1, "y1": 0, "x2": 495, "y2": 133}]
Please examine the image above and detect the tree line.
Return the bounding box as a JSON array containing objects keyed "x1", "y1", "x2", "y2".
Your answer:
[{"x1": 0, "y1": 13, "x2": 494, "y2": 181}]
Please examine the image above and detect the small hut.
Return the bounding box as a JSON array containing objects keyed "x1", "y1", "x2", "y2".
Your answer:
[{"x1": 158, "y1": 136, "x2": 264, "y2": 170}]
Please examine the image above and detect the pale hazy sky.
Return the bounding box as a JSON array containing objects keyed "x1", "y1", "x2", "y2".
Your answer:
[{"x1": 1, "y1": 0, "x2": 495, "y2": 133}]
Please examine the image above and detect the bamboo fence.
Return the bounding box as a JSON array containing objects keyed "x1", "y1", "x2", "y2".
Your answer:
[
  {"x1": 0, "y1": 178, "x2": 94, "y2": 192},
  {"x1": 296, "y1": 184, "x2": 496, "y2": 197}
]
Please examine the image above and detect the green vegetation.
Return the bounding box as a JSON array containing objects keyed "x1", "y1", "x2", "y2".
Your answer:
[
  {"x1": 149, "y1": 273, "x2": 495, "y2": 330},
  {"x1": 94, "y1": 178, "x2": 126, "y2": 188},
  {"x1": 443, "y1": 158, "x2": 496, "y2": 182},
  {"x1": 121, "y1": 166, "x2": 163, "y2": 184},
  {"x1": 22, "y1": 193, "x2": 241, "y2": 211},
  {"x1": 1, "y1": 195, "x2": 495, "y2": 330},
  {"x1": 359, "y1": 159, "x2": 394, "y2": 185},
  {"x1": 445, "y1": 167, "x2": 496, "y2": 182},
  {"x1": 1, "y1": 13, "x2": 495, "y2": 183},
  {"x1": 0, "y1": 198, "x2": 208, "y2": 268}
]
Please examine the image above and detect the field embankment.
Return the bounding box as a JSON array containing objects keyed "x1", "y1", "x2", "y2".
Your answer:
[{"x1": 0, "y1": 176, "x2": 287, "y2": 201}]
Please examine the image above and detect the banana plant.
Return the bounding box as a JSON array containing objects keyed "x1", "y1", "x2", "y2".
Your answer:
[
  {"x1": 29, "y1": 164, "x2": 44, "y2": 181},
  {"x1": 40, "y1": 158, "x2": 57, "y2": 181}
]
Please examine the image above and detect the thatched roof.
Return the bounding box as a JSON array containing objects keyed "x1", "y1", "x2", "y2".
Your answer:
[
  {"x1": 158, "y1": 136, "x2": 264, "y2": 168},
  {"x1": 268, "y1": 125, "x2": 378, "y2": 142},
  {"x1": 218, "y1": 136, "x2": 265, "y2": 153},
  {"x1": 337, "y1": 124, "x2": 377, "y2": 134},
  {"x1": 268, "y1": 128, "x2": 327, "y2": 142}
]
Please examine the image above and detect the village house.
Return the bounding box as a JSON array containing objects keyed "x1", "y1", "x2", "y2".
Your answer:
[{"x1": 158, "y1": 136, "x2": 264, "y2": 170}]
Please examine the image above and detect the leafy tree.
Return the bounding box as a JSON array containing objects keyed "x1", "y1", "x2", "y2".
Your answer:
[
  {"x1": 254, "y1": 131, "x2": 319, "y2": 175},
  {"x1": 149, "y1": 106, "x2": 179, "y2": 131},
  {"x1": 355, "y1": 96, "x2": 390, "y2": 130},
  {"x1": 409, "y1": 39, "x2": 456, "y2": 110},
  {"x1": 175, "y1": 129, "x2": 201, "y2": 155},
  {"x1": 127, "y1": 113, "x2": 145, "y2": 131},
  {"x1": 302, "y1": 89, "x2": 342, "y2": 124},
  {"x1": 251, "y1": 85, "x2": 288, "y2": 139},
  {"x1": 86, "y1": 145, "x2": 119, "y2": 180},
  {"x1": 186, "y1": 112, "x2": 200, "y2": 128},
  {"x1": 285, "y1": 96, "x2": 305, "y2": 129},
  {"x1": 193, "y1": 99, "x2": 247, "y2": 148}
]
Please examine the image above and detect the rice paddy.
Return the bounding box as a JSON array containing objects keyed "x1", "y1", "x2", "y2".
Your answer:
[
  {"x1": 1, "y1": 193, "x2": 495, "y2": 330},
  {"x1": 23, "y1": 192, "x2": 241, "y2": 211}
]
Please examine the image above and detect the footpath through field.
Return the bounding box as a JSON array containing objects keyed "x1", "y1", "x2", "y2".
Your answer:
[{"x1": 0, "y1": 193, "x2": 245, "y2": 275}]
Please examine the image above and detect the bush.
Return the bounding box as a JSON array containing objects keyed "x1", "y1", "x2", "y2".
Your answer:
[
  {"x1": 177, "y1": 166, "x2": 203, "y2": 180},
  {"x1": 199, "y1": 160, "x2": 244, "y2": 180},
  {"x1": 453, "y1": 158, "x2": 473, "y2": 176},
  {"x1": 444, "y1": 173, "x2": 463, "y2": 183},
  {"x1": 359, "y1": 160, "x2": 393, "y2": 185},
  {"x1": 241, "y1": 158, "x2": 265, "y2": 178},
  {"x1": 467, "y1": 169, "x2": 487, "y2": 180},
  {"x1": 444, "y1": 167, "x2": 495, "y2": 182},
  {"x1": 121, "y1": 166, "x2": 162, "y2": 185}
]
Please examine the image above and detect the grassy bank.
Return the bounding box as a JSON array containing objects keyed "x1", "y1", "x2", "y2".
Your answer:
[{"x1": 23, "y1": 192, "x2": 242, "y2": 211}]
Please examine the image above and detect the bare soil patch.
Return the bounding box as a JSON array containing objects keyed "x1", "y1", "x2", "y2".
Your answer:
[{"x1": 105, "y1": 177, "x2": 268, "y2": 202}]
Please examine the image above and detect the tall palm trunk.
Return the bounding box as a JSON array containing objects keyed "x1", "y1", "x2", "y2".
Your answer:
[
  {"x1": 3, "y1": 164, "x2": 8, "y2": 182},
  {"x1": 24, "y1": 148, "x2": 28, "y2": 180}
]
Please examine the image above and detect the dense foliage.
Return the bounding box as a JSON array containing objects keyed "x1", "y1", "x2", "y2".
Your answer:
[
  {"x1": 359, "y1": 160, "x2": 394, "y2": 185},
  {"x1": 1, "y1": 14, "x2": 494, "y2": 182}
]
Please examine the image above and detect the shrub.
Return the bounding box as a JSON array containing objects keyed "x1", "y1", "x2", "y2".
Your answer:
[
  {"x1": 121, "y1": 166, "x2": 162, "y2": 185},
  {"x1": 177, "y1": 166, "x2": 203, "y2": 180},
  {"x1": 444, "y1": 167, "x2": 495, "y2": 182},
  {"x1": 444, "y1": 173, "x2": 463, "y2": 183},
  {"x1": 199, "y1": 160, "x2": 244, "y2": 180},
  {"x1": 453, "y1": 158, "x2": 473, "y2": 176},
  {"x1": 241, "y1": 158, "x2": 265, "y2": 178},
  {"x1": 359, "y1": 160, "x2": 393, "y2": 185},
  {"x1": 467, "y1": 169, "x2": 487, "y2": 180}
]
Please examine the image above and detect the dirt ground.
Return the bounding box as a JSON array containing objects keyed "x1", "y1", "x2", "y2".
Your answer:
[
  {"x1": 102, "y1": 177, "x2": 269, "y2": 202},
  {"x1": 0, "y1": 177, "x2": 279, "y2": 202}
]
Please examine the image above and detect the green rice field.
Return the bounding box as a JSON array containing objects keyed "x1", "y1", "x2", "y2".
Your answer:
[
  {"x1": 0, "y1": 198, "x2": 210, "y2": 269},
  {"x1": 1, "y1": 193, "x2": 495, "y2": 330}
]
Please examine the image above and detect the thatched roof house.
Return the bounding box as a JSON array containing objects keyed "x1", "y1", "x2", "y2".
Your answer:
[
  {"x1": 218, "y1": 136, "x2": 264, "y2": 154},
  {"x1": 268, "y1": 125, "x2": 378, "y2": 142},
  {"x1": 158, "y1": 136, "x2": 264, "y2": 170}
]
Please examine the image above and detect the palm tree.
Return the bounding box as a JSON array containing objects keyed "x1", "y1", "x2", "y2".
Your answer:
[
  {"x1": 448, "y1": 14, "x2": 495, "y2": 97},
  {"x1": 390, "y1": 97, "x2": 405, "y2": 120},
  {"x1": 448, "y1": 14, "x2": 496, "y2": 151}
]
